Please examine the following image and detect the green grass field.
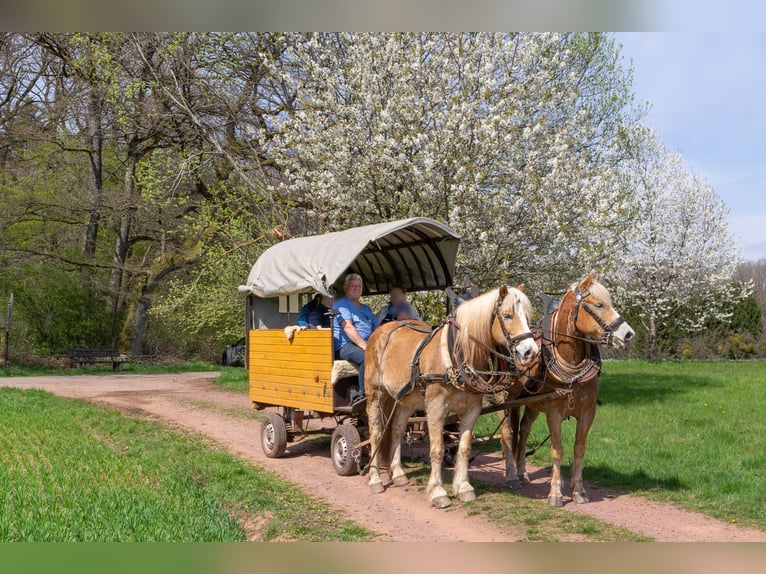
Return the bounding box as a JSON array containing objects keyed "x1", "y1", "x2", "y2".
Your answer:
[
  {"x1": 475, "y1": 360, "x2": 766, "y2": 531},
  {"x1": 0, "y1": 387, "x2": 371, "y2": 541}
]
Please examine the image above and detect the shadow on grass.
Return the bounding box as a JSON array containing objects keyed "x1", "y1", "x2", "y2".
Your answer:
[
  {"x1": 598, "y1": 368, "x2": 716, "y2": 406},
  {"x1": 583, "y1": 464, "x2": 687, "y2": 496}
]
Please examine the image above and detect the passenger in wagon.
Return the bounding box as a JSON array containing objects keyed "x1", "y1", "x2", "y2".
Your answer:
[
  {"x1": 297, "y1": 294, "x2": 333, "y2": 328},
  {"x1": 333, "y1": 273, "x2": 379, "y2": 404},
  {"x1": 376, "y1": 284, "x2": 420, "y2": 324}
]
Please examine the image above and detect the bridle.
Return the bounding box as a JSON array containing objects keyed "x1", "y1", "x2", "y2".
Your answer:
[
  {"x1": 491, "y1": 295, "x2": 536, "y2": 361},
  {"x1": 572, "y1": 286, "x2": 626, "y2": 346}
]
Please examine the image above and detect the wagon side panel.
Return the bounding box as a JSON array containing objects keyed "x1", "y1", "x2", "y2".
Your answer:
[{"x1": 248, "y1": 329, "x2": 334, "y2": 413}]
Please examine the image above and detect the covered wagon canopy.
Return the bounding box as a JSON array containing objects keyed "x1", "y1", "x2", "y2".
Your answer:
[{"x1": 238, "y1": 217, "x2": 460, "y2": 298}]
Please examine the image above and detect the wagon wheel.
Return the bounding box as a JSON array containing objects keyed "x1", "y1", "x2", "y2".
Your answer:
[
  {"x1": 261, "y1": 412, "x2": 288, "y2": 458},
  {"x1": 331, "y1": 424, "x2": 361, "y2": 476}
]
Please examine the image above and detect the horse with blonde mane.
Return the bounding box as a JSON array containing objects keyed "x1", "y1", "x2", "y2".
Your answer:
[
  {"x1": 365, "y1": 285, "x2": 539, "y2": 508},
  {"x1": 500, "y1": 274, "x2": 635, "y2": 506}
]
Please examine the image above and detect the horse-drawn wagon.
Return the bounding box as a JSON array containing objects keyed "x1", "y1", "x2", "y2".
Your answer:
[
  {"x1": 238, "y1": 217, "x2": 635, "y2": 509},
  {"x1": 237, "y1": 217, "x2": 461, "y2": 475}
]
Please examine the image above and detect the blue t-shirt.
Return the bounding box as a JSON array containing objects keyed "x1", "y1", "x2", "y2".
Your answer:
[{"x1": 333, "y1": 297, "x2": 379, "y2": 350}]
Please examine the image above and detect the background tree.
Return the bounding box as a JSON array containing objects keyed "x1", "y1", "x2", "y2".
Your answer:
[
  {"x1": 275, "y1": 33, "x2": 641, "y2": 290},
  {"x1": 610, "y1": 130, "x2": 748, "y2": 360}
]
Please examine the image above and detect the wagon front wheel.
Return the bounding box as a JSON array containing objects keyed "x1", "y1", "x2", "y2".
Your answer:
[
  {"x1": 331, "y1": 424, "x2": 361, "y2": 476},
  {"x1": 261, "y1": 412, "x2": 288, "y2": 458}
]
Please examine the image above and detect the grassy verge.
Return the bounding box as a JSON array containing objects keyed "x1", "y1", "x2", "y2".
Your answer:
[
  {"x1": 212, "y1": 367, "x2": 249, "y2": 393},
  {"x1": 0, "y1": 387, "x2": 372, "y2": 541}
]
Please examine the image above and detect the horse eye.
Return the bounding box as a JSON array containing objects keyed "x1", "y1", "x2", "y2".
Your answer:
[
  {"x1": 503, "y1": 313, "x2": 513, "y2": 320},
  {"x1": 594, "y1": 302, "x2": 604, "y2": 309}
]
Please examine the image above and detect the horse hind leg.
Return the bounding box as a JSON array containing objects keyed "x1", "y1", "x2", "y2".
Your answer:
[
  {"x1": 366, "y1": 386, "x2": 386, "y2": 495},
  {"x1": 389, "y1": 404, "x2": 415, "y2": 487},
  {"x1": 451, "y1": 396, "x2": 482, "y2": 503},
  {"x1": 500, "y1": 408, "x2": 521, "y2": 489},
  {"x1": 516, "y1": 407, "x2": 540, "y2": 484}
]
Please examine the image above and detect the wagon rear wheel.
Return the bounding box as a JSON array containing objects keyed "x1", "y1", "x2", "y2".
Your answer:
[
  {"x1": 331, "y1": 424, "x2": 361, "y2": 476},
  {"x1": 261, "y1": 412, "x2": 288, "y2": 458}
]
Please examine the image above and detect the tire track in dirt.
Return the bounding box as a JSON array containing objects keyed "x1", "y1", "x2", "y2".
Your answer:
[{"x1": 3, "y1": 373, "x2": 765, "y2": 542}]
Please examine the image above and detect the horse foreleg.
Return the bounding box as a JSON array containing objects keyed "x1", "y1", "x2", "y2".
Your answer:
[
  {"x1": 425, "y1": 398, "x2": 451, "y2": 509},
  {"x1": 545, "y1": 409, "x2": 565, "y2": 507},
  {"x1": 388, "y1": 404, "x2": 415, "y2": 487},
  {"x1": 366, "y1": 387, "x2": 386, "y2": 495},
  {"x1": 451, "y1": 396, "x2": 482, "y2": 503},
  {"x1": 500, "y1": 408, "x2": 520, "y2": 489},
  {"x1": 516, "y1": 407, "x2": 540, "y2": 484},
  {"x1": 571, "y1": 402, "x2": 596, "y2": 504}
]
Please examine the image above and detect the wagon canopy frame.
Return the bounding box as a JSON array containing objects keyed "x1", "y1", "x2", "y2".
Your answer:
[{"x1": 239, "y1": 217, "x2": 460, "y2": 298}]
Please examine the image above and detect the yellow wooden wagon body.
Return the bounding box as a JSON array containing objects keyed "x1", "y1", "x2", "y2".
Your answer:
[{"x1": 248, "y1": 328, "x2": 334, "y2": 414}]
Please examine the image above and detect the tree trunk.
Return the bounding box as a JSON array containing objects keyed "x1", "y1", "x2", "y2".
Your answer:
[
  {"x1": 647, "y1": 312, "x2": 657, "y2": 361},
  {"x1": 131, "y1": 290, "x2": 151, "y2": 356},
  {"x1": 83, "y1": 89, "x2": 103, "y2": 258},
  {"x1": 108, "y1": 148, "x2": 138, "y2": 316}
]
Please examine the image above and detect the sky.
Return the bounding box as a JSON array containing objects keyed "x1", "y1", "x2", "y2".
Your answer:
[{"x1": 613, "y1": 32, "x2": 766, "y2": 262}]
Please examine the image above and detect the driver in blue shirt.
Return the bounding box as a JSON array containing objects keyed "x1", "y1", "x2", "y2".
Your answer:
[{"x1": 333, "y1": 273, "x2": 379, "y2": 404}]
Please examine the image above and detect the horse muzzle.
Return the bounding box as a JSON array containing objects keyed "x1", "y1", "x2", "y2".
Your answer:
[
  {"x1": 514, "y1": 336, "x2": 539, "y2": 368},
  {"x1": 608, "y1": 322, "x2": 635, "y2": 349}
]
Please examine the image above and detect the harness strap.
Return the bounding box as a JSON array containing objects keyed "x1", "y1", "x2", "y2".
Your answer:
[{"x1": 394, "y1": 322, "x2": 445, "y2": 401}]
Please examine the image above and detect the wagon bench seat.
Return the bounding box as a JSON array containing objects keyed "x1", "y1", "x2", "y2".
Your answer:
[{"x1": 331, "y1": 360, "x2": 359, "y2": 385}]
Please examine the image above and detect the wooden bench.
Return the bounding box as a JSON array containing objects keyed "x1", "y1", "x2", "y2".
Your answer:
[{"x1": 68, "y1": 348, "x2": 127, "y2": 371}]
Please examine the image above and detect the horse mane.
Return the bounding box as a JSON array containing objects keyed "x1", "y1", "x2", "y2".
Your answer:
[{"x1": 454, "y1": 286, "x2": 531, "y2": 368}]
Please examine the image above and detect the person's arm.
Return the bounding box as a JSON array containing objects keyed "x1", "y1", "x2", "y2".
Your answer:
[
  {"x1": 297, "y1": 302, "x2": 311, "y2": 327},
  {"x1": 341, "y1": 320, "x2": 367, "y2": 350}
]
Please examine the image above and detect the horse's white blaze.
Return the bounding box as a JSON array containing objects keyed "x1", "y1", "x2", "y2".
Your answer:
[{"x1": 514, "y1": 297, "x2": 538, "y2": 366}]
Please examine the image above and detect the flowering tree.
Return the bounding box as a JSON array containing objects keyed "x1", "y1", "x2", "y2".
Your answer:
[
  {"x1": 610, "y1": 130, "x2": 747, "y2": 359},
  {"x1": 275, "y1": 33, "x2": 641, "y2": 290}
]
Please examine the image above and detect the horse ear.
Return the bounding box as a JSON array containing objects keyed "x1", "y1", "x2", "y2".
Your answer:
[
  {"x1": 517, "y1": 283, "x2": 525, "y2": 292},
  {"x1": 580, "y1": 274, "x2": 595, "y2": 290},
  {"x1": 498, "y1": 284, "x2": 508, "y2": 299}
]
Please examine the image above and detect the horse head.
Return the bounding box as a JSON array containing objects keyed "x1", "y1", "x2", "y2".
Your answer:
[
  {"x1": 569, "y1": 274, "x2": 635, "y2": 349},
  {"x1": 491, "y1": 284, "x2": 539, "y2": 368}
]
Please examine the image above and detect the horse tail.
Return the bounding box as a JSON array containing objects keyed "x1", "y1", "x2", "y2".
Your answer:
[{"x1": 373, "y1": 391, "x2": 398, "y2": 470}]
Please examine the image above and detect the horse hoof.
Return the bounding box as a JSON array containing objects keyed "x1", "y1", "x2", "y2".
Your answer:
[
  {"x1": 520, "y1": 473, "x2": 530, "y2": 484},
  {"x1": 369, "y1": 482, "x2": 385, "y2": 495},
  {"x1": 506, "y1": 478, "x2": 521, "y2": 490},
  {"x1": 572, "y1": 493, "x2": 589, "y2": 504},
  {"x1": 547, "y1": 496, "x2": 564, "y2": 507},
  {"x1": 458, "y1": 489, "x2": 476, "y2": 503},
  {"x1": 392, "y1": 475, "x2": 409, "y2": 487},
  {"x1": 432, "y1": 496, "x2": 452, "y2": 509}
]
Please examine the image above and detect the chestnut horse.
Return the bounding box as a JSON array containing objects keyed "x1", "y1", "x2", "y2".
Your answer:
[
  {"x1": 500, "y1": 274, "x2": 635, "y2": 506},
  {"x1": 365, "y1": 285, "x2": 538, "y2": 508}
]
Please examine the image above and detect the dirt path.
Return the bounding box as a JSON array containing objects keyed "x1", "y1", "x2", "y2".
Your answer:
[{"x1": 3, "y1": 373, "x2": 765, "y2": 542}]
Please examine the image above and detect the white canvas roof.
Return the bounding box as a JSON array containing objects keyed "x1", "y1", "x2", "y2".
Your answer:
[{"x1": 239, "y1": 217, "x2": 460, "y2": 297}]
